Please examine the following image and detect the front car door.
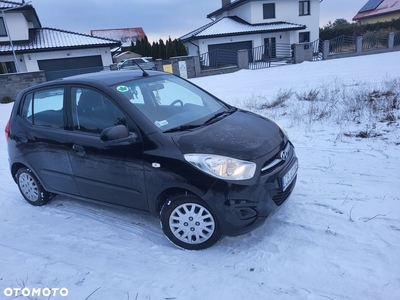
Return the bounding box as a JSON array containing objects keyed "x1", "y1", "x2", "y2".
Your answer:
[{"x1": 66, "y1": 86, "x2": 148, "y2": 210}]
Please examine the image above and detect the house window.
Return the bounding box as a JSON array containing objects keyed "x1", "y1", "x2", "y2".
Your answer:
[
  {"x1": 263, "y1": 3, "x2": 276, "y2": 19},
  {"x1": 299, "y1": 1, "x2": 310, "y2": 16},
  {"x1": 0, "y1": 17, "x2": 7, "y2": 37},
  {"x1": 299, "y1": 32, "x2": 310, "y2": 43}
]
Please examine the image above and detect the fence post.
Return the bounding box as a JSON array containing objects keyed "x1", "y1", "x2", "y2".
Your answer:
[
  {"x1": 194, "y1": 55, "x2": 201, "y2": 77},
  {"x1": 237, "y1": 49, "x2": 249, "y2": 69},
  {"x1": 294, "y1": 43, "x2": 313, "y2": 64},
  {"x1": 323, "y1": 40, "x2": 330, "y2": 60},
  {"x1": 155, "y1": 59, "x2": 163, "y2": 71},
  {"x1": 356, "y1": 36, "x2": 363, "y2": 53},
  {"x1": 388, "y1": 32, "x2": 395, "y2": 49}
]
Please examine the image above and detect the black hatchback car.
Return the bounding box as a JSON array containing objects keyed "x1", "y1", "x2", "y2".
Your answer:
[{"x1": 5, "y1": 70, "x2": 298, "y2": 250}]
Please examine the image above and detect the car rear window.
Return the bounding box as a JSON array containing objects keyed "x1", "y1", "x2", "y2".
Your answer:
[{"x1": 20, "y1": 88, "x2": 64, "y2": 129}]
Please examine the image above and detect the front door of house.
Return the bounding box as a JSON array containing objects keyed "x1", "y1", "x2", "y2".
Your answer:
[{"x1": 264, "y1": 37, "x2": 276, "y2": 59}]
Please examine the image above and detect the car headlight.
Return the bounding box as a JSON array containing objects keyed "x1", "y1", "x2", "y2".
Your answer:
[{"x1": 184, "y1": 154, "x2": 256, "y2": 180}]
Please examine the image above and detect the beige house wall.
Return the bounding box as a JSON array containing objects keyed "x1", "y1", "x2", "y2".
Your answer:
[{"x1": 358, "y1": 13, "x2": 400, "y2": 25}]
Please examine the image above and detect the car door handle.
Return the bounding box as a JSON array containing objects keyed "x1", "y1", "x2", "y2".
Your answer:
[{"x1": 72, "y1": 144, "x2": 85, "y2": 156}]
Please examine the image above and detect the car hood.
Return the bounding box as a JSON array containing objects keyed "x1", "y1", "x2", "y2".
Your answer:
[{"x1": 172, "y1": 110, "x2": 284, "y2": 160}]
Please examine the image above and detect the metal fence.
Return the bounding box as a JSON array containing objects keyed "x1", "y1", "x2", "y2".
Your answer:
[
  {"x1": 200, "y1": 49, "x2": 238, "y2": 70},
  {"x1": 312, "y1": 39, "x2": 324, "y2": 61},
  {"x1": 362, "y1": 32, "x2": 389, "y2": 50},
  {"x1": 394, "y1": 31, "x2": 400, "y2": 47},
  {"x1": 249, "y1": 43, "x2": 292, "y2": 70},
  {"x1": 329, "y1": 35, "x2": 357, "y2": 54}
]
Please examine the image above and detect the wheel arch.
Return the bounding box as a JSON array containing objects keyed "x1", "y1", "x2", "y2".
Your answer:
[
  {"x1": 11, "y1": 162, "x2": 28, "y2": 183},
  {"x1": 154, "y1": 187, "x2": 200, "y2": 217}
]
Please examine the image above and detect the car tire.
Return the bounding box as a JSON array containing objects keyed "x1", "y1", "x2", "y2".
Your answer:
[
  {"x1": 16, "y1": 167, "x2": 50, "y2": 206},
  {"x1": 160, "y1": 194, "x2": 222, "y2": 250}
]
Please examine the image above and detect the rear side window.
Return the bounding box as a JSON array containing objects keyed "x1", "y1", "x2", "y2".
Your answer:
[{"x1": 20, "y1": 88, "x2": 64, "y2": 128}]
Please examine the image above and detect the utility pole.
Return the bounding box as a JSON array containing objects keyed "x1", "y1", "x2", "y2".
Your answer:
[{"x1": 1, "y1": 2, "x2": 31, "y2": 73}]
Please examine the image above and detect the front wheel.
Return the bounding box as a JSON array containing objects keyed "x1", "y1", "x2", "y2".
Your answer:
[
  {"x1": 16, "y1": 167, "x2": 50, "y2": 206},
  {"x1": 160, "y1": 195, "x2": 222, "y2": 250}
]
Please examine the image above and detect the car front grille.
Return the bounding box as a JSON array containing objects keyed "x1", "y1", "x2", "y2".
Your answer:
[
  {"x1": 268, "y1": 177, "x2": 297, "y2": 206},
  {"x1": 261, "y1": 142, "x2": 290, "y2": 175}
]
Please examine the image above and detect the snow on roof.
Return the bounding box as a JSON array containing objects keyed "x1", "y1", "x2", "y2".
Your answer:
[
  {"x1": 90, "y1": 28, "x2": 145, "y2": 40},
  {"x1": 0, "y1": 0, "x2": 23, "y2": 10},
  {"x1": 90, "y1": 28, "x2": 145, "y2": 48},
  {"x1": 181, "y1": 16, "x2": 306, "y2": 41},
  {"x1": 353, "y1": 0, "x2": 400, "y2": 20},
  {"x1": 0, "y1": 27, "x2": 121, "y2": 53}
]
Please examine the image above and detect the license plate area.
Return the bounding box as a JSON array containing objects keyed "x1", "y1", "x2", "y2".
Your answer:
[{"x1": 282, "y1": 160, "x2": 298, "y2": 191}]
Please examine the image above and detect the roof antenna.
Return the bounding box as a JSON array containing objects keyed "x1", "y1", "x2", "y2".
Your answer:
[{"x1": 132, "y1": 59, "x2": 149, "y2": 77}]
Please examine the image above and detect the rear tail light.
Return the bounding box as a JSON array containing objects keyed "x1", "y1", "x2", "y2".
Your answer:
[{"x1": 5, "y1": 119, "x2": 10, "y2": 141}]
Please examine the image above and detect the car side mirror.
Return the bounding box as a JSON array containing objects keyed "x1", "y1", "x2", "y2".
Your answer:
[{"x1": 100, "y1": 125, "x2": 138, "y2": 144}]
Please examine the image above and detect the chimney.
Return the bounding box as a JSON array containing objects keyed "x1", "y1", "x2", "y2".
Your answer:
[{"x1": 222, "y1": 0, "x2": 231, "y2": 7}]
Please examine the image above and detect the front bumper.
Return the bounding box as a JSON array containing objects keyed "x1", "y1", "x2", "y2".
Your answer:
[{"x1": 202, "y1": 143, "x2": 298, "y2": 236}]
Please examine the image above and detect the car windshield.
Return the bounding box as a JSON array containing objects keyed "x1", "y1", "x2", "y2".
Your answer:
[{"x1": 113, "y1": 74, "x2": 229, "y2": 131}]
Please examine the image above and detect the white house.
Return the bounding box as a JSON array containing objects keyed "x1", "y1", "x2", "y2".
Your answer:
[
  {"x1": 0, "y1": 1, "x2": 120, "y2": 79},
  {"x1": 181, "y1": 0, "x2": 320, "y2": 56}
]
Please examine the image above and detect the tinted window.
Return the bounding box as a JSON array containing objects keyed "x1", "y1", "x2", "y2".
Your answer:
[
  {"x1": 0, "y1": 17, "x2": 7, "y2": 37},
  {"x1": 20, "y1": 88, "x2": 65, "y2": 128},
  {"x1": 263, "y1": 3, "x2": 275, "y2": 19},
  {"x1": 299, "y1": 32, "x2": 310, "y2": 43},
  {"x1": 72, "y1": 87, "x2": 127, "y2": 134},
  {"x1": 299, "y1": 1, "x2": 310, "y2": 15}
]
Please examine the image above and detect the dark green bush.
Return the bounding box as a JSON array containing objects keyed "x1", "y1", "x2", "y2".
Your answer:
[
  {"x1": 320, "y1": 18, "x2": 400, "y2": 41},
  {"x1": 1, "y1": 96, "x2": 13, "y2": 103}
]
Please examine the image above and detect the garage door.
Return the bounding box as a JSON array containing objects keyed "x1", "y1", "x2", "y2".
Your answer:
[
  {"x1": 38, "y1": 55, "x2": 103, "y2": 80},
  {"x1": 208, "y1": 41, "x2": 252, "y2": 67}
]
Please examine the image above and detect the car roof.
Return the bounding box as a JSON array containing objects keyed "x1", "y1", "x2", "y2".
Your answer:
[
  {"x1": 15, "y1": 70, "x2": 171, "y2": 101},
  {"x1": 57, "y1": 70, "x2": 166, "y2": 86}
]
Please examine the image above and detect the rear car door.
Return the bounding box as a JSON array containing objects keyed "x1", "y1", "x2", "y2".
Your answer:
[
  {"x1": 12, "y1": 87, "x2": 79, "y2": 195},
  {"x1": 66, "y1": 86, "x2": 148, "y2": 210}
]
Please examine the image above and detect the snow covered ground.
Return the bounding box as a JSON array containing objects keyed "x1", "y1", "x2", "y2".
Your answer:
[{"x1": 1, "y1": 52, "x2": 399, "y2": 300}]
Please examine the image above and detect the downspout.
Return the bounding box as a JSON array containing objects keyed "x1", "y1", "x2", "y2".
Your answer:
[{"x1": 189, "y1": 38, "x2": 200, "y2": 57}]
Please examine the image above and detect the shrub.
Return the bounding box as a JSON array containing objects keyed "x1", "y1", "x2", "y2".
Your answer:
[{"x1": 1, "y1": 96, "x2": 13, "y2": 103}]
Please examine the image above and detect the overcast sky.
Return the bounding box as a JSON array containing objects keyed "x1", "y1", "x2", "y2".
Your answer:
[{"x1": 30, "y1": 0, "x2": 367, "y2": 42}]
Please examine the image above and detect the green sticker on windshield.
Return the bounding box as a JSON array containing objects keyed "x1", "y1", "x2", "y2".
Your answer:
[{"x1": 117, "y1": 86, "x2": 129, "y2": 93}]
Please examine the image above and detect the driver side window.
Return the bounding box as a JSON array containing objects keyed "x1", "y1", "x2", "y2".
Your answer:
[{"x1": 71, "y1": 87, "x2": 127, "y2": 134}]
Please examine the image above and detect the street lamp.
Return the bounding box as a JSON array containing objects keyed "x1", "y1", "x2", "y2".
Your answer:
[{"x1": 1, "y1": 2, "x2": 31, "y2": 73}]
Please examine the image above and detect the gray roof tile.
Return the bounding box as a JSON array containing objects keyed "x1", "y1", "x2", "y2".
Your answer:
[
  {"x1": 0, "y1": 0, "x2": 23, "y2": 10},
  {"x1": 0, "y1": 27, "x2": 121, "y2": 53},
  {"x1": 181, "y1": 16, "x2": 306, "y2": 41}
]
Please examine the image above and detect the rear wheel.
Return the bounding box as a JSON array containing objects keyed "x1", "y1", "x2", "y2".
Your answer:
[
  {"x1": 160, "y1": 195, "x2": 222, "y2": 250},
  {"x1": 16, "y1": 167, "x2": 50, "y2": 206}
]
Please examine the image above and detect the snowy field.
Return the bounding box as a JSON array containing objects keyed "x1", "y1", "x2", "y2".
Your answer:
[{"x1": 1, "y1": 51, "x2": 400, "y2": 300}]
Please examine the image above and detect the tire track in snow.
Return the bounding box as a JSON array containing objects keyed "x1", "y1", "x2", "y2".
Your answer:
[{"x1": 45, "y1": 197, "x2": 170, "y2": 247}]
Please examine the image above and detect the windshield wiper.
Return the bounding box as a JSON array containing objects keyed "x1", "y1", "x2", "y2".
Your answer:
[
  {"x1": 203, "y1": 108, "x2": 236, "y2": 125},
  {"x1": 163, "y1": 124, "x2": 204, "y2": 133},
  {"x1": 163, "y1": 108, "x2": 237, "y2": 133}
]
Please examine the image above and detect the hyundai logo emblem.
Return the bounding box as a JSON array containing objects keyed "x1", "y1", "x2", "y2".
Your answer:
[{"x1": 280, "y1": 150, "x2": 288, "y2": 161}]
